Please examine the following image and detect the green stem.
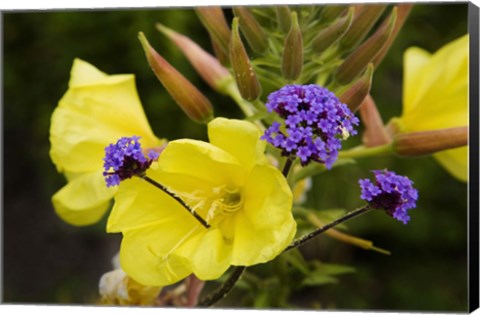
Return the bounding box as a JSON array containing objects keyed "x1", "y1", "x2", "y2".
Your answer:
[
  {"x1": 198, "y1": 266, "x2": 246, "y2": 306},
  {"x1": 224, "y1": 82, "x2": 256, "y2": 118},
  {"x1": 284, "y1": 205, "x2": 373, "y2": 252},
  {"x1": 291, "y1": 158, "x2": 354, "y2": 183},
  {"x1": 140, "y1": 175, "x2": 210, "y2": 229},
  {"x1": 338, "y1": 143, "x2": 393, "y2": 159}
]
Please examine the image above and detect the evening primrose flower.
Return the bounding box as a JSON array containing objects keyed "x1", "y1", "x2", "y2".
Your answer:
[
  {"x1": 49, "y1": 59, "x2": 164, "y2": 226},
  {"x1": 395, "y1": 34, "x2": 468, "y2": 181},
  {"x1": 107, "y1": 118, "x2": 296, "y2": 286}
]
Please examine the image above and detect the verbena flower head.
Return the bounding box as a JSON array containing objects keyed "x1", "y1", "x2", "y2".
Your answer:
[
  {"x1": 103, "y1": 136, "x2": 159, "y2": 187},
  {"x1": 262, "y1": 84, "x2": 359, "y2": 168},
  {"x1": 359, "y1": 170, "x2": 418, "y2": 224},
  {"x1": 107, "y1": 118, "x2": 296, "y2": 286}
]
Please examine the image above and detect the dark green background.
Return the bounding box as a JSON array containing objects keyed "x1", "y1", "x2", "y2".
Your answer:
[{"x1": 3, "y1": 3, "x2": 469, "y2": 311}]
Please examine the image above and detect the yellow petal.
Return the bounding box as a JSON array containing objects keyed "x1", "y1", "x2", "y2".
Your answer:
[
  {"x1": 433, "y1": 147, "x2": 468, "y2": 182},
  {"x1": 243, "y1": 164, "x2": 293, "y2": 230},
  {"x1": 174, "y1": 228, "x2": 231, "y2": 280},
  {"x1": 52, "y1": 171, "x2": 116, "y2": 226},
  {"x1": 403, "y1": 47, "x2": 431, "y2": 115},
  {"x1": 401, "y1": 35, "x2": 469, "y2": 132},
  {"x1": 208, "y1": 118, "x2": 267, "y2": 171},
  {"x1": 120, "y1": 222, "x2": 196, "y2": 286},
  {"x1": 107, "y1": 175, "x2": 198, "y2": 233},
  {"x1": 400, "y1": 35, "x2": 469, "y2": 182},
  {"x1": 50, "y1": 60, "x2": 162, "y2": 173},
  {"x1": 158, "y1": 139, "x2": 244, "y2": 187},
  {"x1": 231, "y1": 211, "x2": 296, "y2": 265},
  {"x1": 69, "y1": 58, "x2": 108, "y2": 87}
]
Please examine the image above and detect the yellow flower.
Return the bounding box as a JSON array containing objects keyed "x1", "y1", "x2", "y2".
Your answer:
[
  {"x1": 107, "y1": 118, "x2": 296, "y2": 286},
  {"x1": 397, "y1": 34, "x2": 469, "y2": 181},
  {"x1": 99, "y1": 268, "x2": 162, "y2": 306},
  {"x1": 50, "y1": 59, "x2": 164, "y2": 226}
]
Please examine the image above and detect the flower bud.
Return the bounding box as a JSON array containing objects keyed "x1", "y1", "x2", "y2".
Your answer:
[
  {"x1": 393, "y1": 127, "x2": 468, "y2": 157},
  {"x1": 311, "y1": 7, "x2": 354, "y2": 55},
  {"x1": 339, "y1": 63, "x2": 373, "y2": 112},
  {"x1": 372, "y1": 4, "x2": 414, "y2": 67},
  {"x1": 339, "y1": 4, "x2": 387, "y2": 52},
  {"x1": 195, "y1": 7, "x2": 231, "y2": 55},
  {"x1": 358, "y1": 94, "x2": 392, "y2": 147},
  {"x1": 275, "y1": 6, "x2": 292, "y2": 33},
  {"x1": 335, "y1": 8, "x2": 397, "y2": 85},
  {"x1": 156, "y1": 23, "x2": 231, "y2": 93},
  {"x1": 282, "y1": 11, "x2": 304, "y2": 81},
  {"x1": 229, "y1": 17, "x2": 262, "y2": 101},
  {"x1": 210, "y1": 33, "x2": 230, "y2": 66},
  {"x1": 319, "y1": 4, "x2": 349, "y2": 23},
  {"x1": 138, "y1": 32, "x2": 214, "y2": 123},
  {"x1": 233, "y1": 7, "x2": 269, "y2": 55}
]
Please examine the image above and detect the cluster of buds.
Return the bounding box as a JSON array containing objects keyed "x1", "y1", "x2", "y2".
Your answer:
[
  {"x1": 136, "y1": 4, "x2": 413, "y2": 125},
  {"x1": 194, "y1": 4, "x2": 412, "y2": 111}
]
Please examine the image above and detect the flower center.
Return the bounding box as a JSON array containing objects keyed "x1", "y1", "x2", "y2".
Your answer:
[{"x1": 175, "y1": 185, "x2": 244, "y2": 228}]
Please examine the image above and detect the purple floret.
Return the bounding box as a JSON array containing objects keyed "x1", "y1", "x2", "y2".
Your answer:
[
  {"x1": 359, "y1": 170, "x2": 419, "y2": 224},
  {"x1": 102, "y1": 136, "x2": 159, "y2": 187},
  {"x1": 262, "y1": 84, "x2": 359, "y2": 168}
]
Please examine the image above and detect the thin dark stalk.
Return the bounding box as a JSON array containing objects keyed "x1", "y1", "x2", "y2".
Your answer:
[
  {"x1": 282, "y1": 156, "x2": 294, "y2": 177},
  {"x1": 140, "y1": 175, "x2": 210, "y2": 229},
  {"x1": 198, "y1": 266, "x2": 246, "y2": 306},
  {"x1": 284, "y1": 205, "x2": 372, "y2": 252}
]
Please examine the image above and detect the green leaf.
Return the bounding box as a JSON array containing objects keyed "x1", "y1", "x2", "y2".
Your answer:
[
  {"x1": 301, "y1": 274, "x2": 338, "y2": 286},
  {"x1": 300, "y1": 262, "x2": 355, "y2": 287},
  {"x1": 253, "y1": 290, "x2": 270, "y2": 308},
  {"x1": 311, "y1": 261, "x2": 356, "y2": 275},
  {"x1": 282, "y1": 249, "x2": 310, "y2": 275}
]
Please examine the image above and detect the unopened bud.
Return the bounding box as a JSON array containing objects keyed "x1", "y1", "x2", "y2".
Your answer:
[
  {"x1": 339, "y1": 4, "x2": 387, "y2": 52},
  {"x1": 195, "y1": 7, "x2": 231, "y2": 55},
  {"x1": 233, "y1": 7, "x2": 269, "y2": 55},
  {"x1": 394, "y1": 127, "x2": 468, "y2": 157},
  {"x1": 358, "y1": 94, "x2": 392, "y2": 147},
  {"x1": 138, "y1": 32, "x2": 214, "y2": 123},
  {"x1": 372, "y1": 4, "x2": 414, "y2": 67},
  {"x1": 275, "y1": 6, "x2": 292, "y2": 33},
  {"x1": 319, "y1": 4, "x2": 349, "y2": 23},
  {"x1": 311, "y1": 7, "x2": 354, "y2": 54},
  {"x1": 335, "y1": 8, "x2": 396, "y2": 85},
  {"x1": 210, "y1": 33, "x2": 230, "y2": 66},
  {"x1": 229, "y1": 17, "x2": 262, "y2": 101},
  {"x1": 339, "y1": 63, "x2": 373, "y2": 112},
  {"x1": 282, "y1": 11, "x2": 304, "y2": 81},
  {"x1": 156, "y1": 23, "x2": 231, "y2": 92}
]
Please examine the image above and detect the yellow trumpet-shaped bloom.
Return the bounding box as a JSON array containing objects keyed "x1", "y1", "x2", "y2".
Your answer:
[
  {"x1": 107, "y1": 118, "x2": 296, "y2": 286},
  {"x1": 50, "y1": 59, "x2": 164, "y2": 226},
  {"x1": 399, "y1": 34, "x2": 469, "y2": 181}
]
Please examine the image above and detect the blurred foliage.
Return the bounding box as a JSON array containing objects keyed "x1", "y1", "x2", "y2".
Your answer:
[{"x1": 3, "y1": 3, "x2": 468, "y2": 311}]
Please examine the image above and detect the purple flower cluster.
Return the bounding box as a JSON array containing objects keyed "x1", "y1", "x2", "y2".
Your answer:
[
  {"x1": 359, "y1": 170, "x2": 418, "y2": 224},
  {"x1": 102, "y1": 136, "x2": 159, "y2": 187},
  {"x1": 261, "y1": 84, "x2": 359, "y2": 168}
]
